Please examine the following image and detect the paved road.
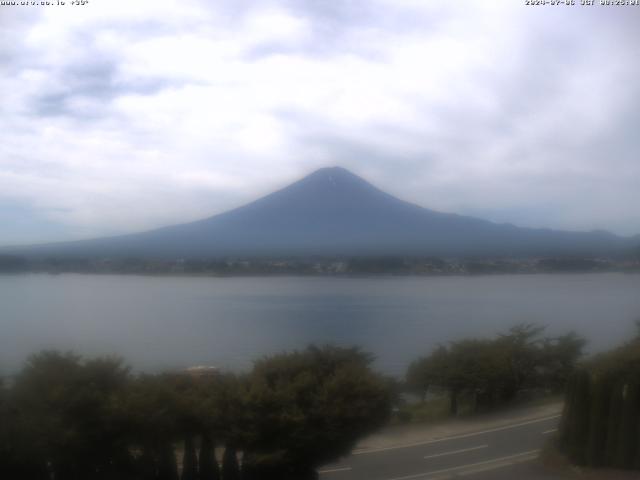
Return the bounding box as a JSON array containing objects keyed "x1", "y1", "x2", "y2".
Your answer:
[{"x1": 318, "y1": 414, "x2": 563, "y2": 480}]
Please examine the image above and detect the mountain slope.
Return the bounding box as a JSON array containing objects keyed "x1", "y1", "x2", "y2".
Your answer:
[{"x1": 6, "y1": 167, "x2": 637, "y2": 258}]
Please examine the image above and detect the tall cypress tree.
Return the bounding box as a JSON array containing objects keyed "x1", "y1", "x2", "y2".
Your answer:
[
  {"x1": 198, "y1": 434, "x2": 220, "y2": 480},
  {"x1": 221, "y1": 446, "x2": 240, "y2": 480},
  {"x1": 586, "y1": 373, "x2": 613, "y2": 467},
  {"x1": 560, "y1": 335, "x2": 640, "y2": 471},
  {"x1": 604, "y1": 381, "x2": 624, "y2": 467},
  {"x1": 239, "y1": 452, "x2": 259, "y2": 480},
  {"x1": 157, "y1": 443, "x2": 179, "y2": 480},
  {"x1": 182, "y1": 435, "x2": 198, "y2": 480},
  {"x1": 136, "y1": 448, "x2": 157, "y2": 480},
  {"x1": 559, "y1": 372, "x2": 577, "y2": 453},
  {"x1": 563, "y1": 370, "x2": 591, "y2": 465},
  {"x1": 615, "y1": 381, "x2": 640, "y2": 469},
  {"x1": 635, "y1": 399, "x2": 640, "y2": 470}
]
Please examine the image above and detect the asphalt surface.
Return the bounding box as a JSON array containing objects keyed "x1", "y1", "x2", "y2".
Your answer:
[{"x1": 318, "y1": 414, "x2": 563, "y2": 480}]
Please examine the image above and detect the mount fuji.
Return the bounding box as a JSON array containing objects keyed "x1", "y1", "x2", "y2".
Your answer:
[{"x1": 6, "y1": 167, "x2": 637, "y2": 259}]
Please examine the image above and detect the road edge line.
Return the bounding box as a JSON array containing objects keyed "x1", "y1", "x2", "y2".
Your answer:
[{"x1": 353, "y1": 414, "x2": 560, "y2": 455}]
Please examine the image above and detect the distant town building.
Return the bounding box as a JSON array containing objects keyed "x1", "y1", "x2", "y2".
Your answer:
[{"x1": 184, "y1": 365, "x2": 219, "y2": 378}]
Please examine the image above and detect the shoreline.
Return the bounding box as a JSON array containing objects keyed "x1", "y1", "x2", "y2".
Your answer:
[{"x1": 1, "y1": 269, "x2": 639, "y2": 279}]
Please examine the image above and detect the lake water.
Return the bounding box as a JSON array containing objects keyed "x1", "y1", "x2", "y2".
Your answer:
[{"x1": 1, "y1": 273, "x2": 639, "y2": 376}]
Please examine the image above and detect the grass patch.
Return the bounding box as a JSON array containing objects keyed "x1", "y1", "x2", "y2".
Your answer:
[
  {"x1": 392, "y1": 391, "x2": 563, "y2": 426},
  {"x1": 392, "y1": 395, "x2": 477, "y2": 424}
]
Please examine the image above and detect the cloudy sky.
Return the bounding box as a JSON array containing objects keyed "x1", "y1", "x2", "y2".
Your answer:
[{"x1": 1, "y1": 0, "x2": 639, "y2": 246}]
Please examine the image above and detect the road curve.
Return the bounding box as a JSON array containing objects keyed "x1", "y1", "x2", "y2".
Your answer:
[{"x1": 318, "y1": 414, "x2": 563, "y2": 480}]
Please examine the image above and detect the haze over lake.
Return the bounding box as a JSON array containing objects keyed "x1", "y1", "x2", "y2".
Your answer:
[{"x1": 2, "y1": 273, "x2": 639, "y2": 376}]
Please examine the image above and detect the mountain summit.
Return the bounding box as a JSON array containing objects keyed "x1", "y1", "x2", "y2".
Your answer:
[{"x1": 7, "y1": 167, "x2": 635, "y2": 258}]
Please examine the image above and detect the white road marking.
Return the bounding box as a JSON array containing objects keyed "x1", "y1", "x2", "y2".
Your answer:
[
  {"x1": 423, "y1": 444, "x2": 488, "y2": 460},
  {"x1": 353, "y1": 414, "x2": 560, "y2": 455},
  {"x1": 383, "y1": 450, "x2": 540, "y2": 480},
  {"x1": 542, "y1": 428, "x2": 558, "y2": 435},
  {"x1": 318, "y1": 466, "x2": 353, "y2": 474},
  {"x1": 457, "y1": 450, "x2": 539, "y2": 477}
]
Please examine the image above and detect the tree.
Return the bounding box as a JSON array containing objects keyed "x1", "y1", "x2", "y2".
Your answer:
[
  {"x1": 407, "y1": 325, "x2": 585, "y2": 417},
  {"x1": 1, "y1": 345, "x2": 393, "y2": 479},
  {"x1": 559, "y1": 370, "x2": 591, "y2": 465},
  {"x1": 241, "y1": 345, "x2": 392, "y2": 479},
  {"x1": 444, "y1": 339, "x2": 514, "y2": 414},
  {"x1": 410, "y1": 339, "x2": 513, "y2": 415},
  {"x1": 182, "y1": 435, "x2": 197, "y2": 480},
  {"x1": 122, "y1": 374, "x2": 185, "y2": 480},
  {"x1": 221, "y1": 446, "x2": 240, "y2": 480},
  {"x1": 560, "y1": 330, "x2": 640, "y2": 471},
  {"x1": 539, "y1": 332, "x2": 586, "y2": 392},
  {"x1": 615, "y1": 381, "x2": 640, "y2": 469},
  {"x1": 198, "y1": 433, "x2": 220, "y2": 480},
  {"x1": 406, "y1": 345, "x2": 448, "y2": 402},
  {"x1": 0, "y1": 377, "x2": 42, "y2": 479},
  {"x1": 198, "y1": 373, "x2": 246, "y2": 453},
  {"x1": 586, "y1": 372, "x2": 614, "y2": 467},
  {"x1": 157, "y1": 442, "x2": 179, "y2": 480},
  {"x1": 496, "y1": 324, "x2": 546, "y2": 399},
  {"x1": 8, "y1": 351, "x2": 133, "y2": 479}
]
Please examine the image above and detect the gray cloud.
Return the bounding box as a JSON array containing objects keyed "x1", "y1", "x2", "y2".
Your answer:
[
  {"x1": 26, "y1": 34, "x2": 182, "y2": 118},
  {"x1": 214, "y1": 0, "x2": 446, "y2": 61},
  {"x1": 1, "y1": 0, "x2": 640, "y2": 245},
  {"x1": 31, "y1": 66, "x2": 177, "y2": 118}
]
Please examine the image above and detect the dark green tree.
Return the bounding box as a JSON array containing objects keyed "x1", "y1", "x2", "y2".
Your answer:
[
  {"x1": 198, "y1": 433, "x2": 220, "y2": 480},
  {"x1": 123, "y1": 374, "x2": 185, "y2": 479},
  {"x1": 157, "y1": 442, "x2": 179, "y2": 480},
  {"x1": 615, "y1": 381, "x2": 640, "y2": 469},
  {"x1": 406, "y1": 345, "x2": 448, "y2": 402},
  {"x1": 496, "y1": 324, "x2": 546, "y2": 399},
  {"x1": 604, "y1": 382, "x2": 624, "y2": 467},
  {"x1": 8, "y1": 351, "x2": 133, "y2": 479},
  {"x1": 539, "y1": 332, "x2": 586, "y2": 392},
  {"x1": 0, "y1": 377, "x2": 45, "y2": 479},
  {"x1": 559, "y1": 370, "x2": 591, "y2": 465},
  {"x1": 241, "y1": 345, "x2": 391, "y2": 479},
  {"x1": 586, "y1": 373, "x2": 614, "y2": 467},
  {"x1": 448, "y1": 339, "x2": 513, "y2": 413},
  {"x1": 560, "y1": 329, "x2": 640, "y2": 471},
  {"x1": 239, "y1": 453, "x2": 260, "y2": 480},
  {"x1": 182, "y1": 435, "x2": 198, "y2": 480},
  {"x1": 407, "y1": 324, "x2": 581, "y2": 418},
  {"x1": 221, "y1": 446, "x2": 240, "y2": 480}
]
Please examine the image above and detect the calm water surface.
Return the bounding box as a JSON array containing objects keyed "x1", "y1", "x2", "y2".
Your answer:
[{"x1": 1, "y1": 273, "x2": 639, "y2": 375}]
